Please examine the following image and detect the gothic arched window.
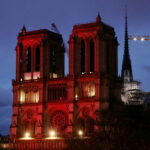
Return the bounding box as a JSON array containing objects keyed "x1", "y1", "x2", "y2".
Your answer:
[
  {"x1": 90, "y1": 40, "x2": 94, "y2": 73},
  {"x1": 20, "y1": 90, "x2": 25, "y2": 104},
  {"x1": 106, "y1": 41, "x2": 110, "y2": 73},
  {"x1": 19, "y1": 44, "x2": 23, "y2": 65},
  {"x1": 81, "y1": 40, "x2": 85, "y2": 73},
  {"x1": 26, "y1": 47, "x2": 31, "y2": 72},
  {"x1": 35, "y1": 46, "x2": 40, "y2": 71},
  {"x1": 52, "y1": 45, "x2": 57, "y2": 73},
  {"x1": 31, "y1": 90, "x2": 39, "y2": 103}
]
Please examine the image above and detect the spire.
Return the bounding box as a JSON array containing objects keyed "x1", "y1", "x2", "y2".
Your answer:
[
  {"x1": 96, "y1": 12, "x2": 101, "y2": 23},
  {"x1": 121, "y1": 15, "x2": 133, "y2": 82},
  {"x1": 21, "y1": 25, "x2": 26, "y2": 33}
]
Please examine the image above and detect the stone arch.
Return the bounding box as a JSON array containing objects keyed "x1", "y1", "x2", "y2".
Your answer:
[
  {"x1": 85, "y1": 116, "x2": 94, "y2": 134},
  {"x1": 21, "y1": 119, "x2": 37, "y2": 137},
  {"x1": 80, "y1": 107, "x2": 95, "y2": 134},
  {"x1": 76, "y1": 117, "x2": 85, "y2": 130}
]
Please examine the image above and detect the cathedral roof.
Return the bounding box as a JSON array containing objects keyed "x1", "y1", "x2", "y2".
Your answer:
[
  {"x1": 19, "y1": 27, "x2": 61, "y2": 37},
  {"x1": 72, "y1": 14, "x2": 115, "y2": 35},
  {"x1": 18, "y1": 28, "x2": 62, "y2": 41}
]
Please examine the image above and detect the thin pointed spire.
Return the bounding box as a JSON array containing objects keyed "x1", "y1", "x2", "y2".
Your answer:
[
  {"x1": 125, "y1": 15, "x2": 129, "y2": 55},
  {"x1": 125, "y1": 5, "x2": 127, "y2": 17},
  {"x1": 96, "y1": 12, "x2": 101, "y2": 23},
  {"x1": 21, "y1": 25, "x2": 26, "y2": 33},
  {"x1": 121, "y1": 14, "x2": 133, "y2": 82}
]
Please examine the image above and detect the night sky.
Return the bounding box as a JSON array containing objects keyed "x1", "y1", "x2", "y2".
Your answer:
[{"x1": 0, "y1": 0, "x2": 150, "y2": 135}]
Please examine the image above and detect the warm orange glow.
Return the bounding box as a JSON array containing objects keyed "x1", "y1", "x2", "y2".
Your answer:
[
  {"x1": 75, "y1": 94, "x2": 78, "y2": 100},
  {"x1": 78, "y1": 130, "x2": 83, "y2": 136},
  {"x1": 21, "y1": 132, "x2": 33, "y2": 140},
  {"x1": 24, "y1": 132, "x2": 30, "y2": 139},
  {"x1": 20, "y1": 90, "x2": 25, "y2": 103},
  {"x1": 87, "y1": 84, "x2": 95, "y2": 97},
  {"x1": 33, "y1": 72, "x2": 40, "y2": 79},
  {"x1": 35, "y1": 91, "x2": 39, "y2": 103},
  {"x1": 20, "y1": 90, "x2": 39, "y2": 104},
  {"x1": 24, "y1": 73, "x2": 32, "y2": 80},
  {"x1": 50, "y1": 73, "x2": 59, "y2": 78},
  {"x1": 49, "y1": 130, "x2": 56, "y2": 138}
]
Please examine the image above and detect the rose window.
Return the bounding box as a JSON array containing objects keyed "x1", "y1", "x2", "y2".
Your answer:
[{"x1": 51, "y1": 111, "x2": 67, "y2": 130}]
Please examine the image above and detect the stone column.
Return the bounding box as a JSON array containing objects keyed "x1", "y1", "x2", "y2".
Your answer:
[
  {"x1": 31, "y1": 46, "x2": 35, "y2": 79},
  {"x1": 40, "y1": 41, "x2": 44, "y2": 79},
  {"x1": 69, "y1": 36, "x2": 75, "y2": 76},
  {"x1": 16, "y1": 44, "x2": 20, "y2": 80},
  {"x1": 36, "y1": 106, "x2": 43, "y2": 138},
  {"x1": 85, "y1": 38, "x2": 90, "y2": 73},
  {"x1": 94, "y1": 35, "x2": 100, "y2": 74}
]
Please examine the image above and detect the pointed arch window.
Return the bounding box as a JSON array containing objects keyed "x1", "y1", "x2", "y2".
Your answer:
[
  {"x1": 52, "y1": 45, "x2": 57, "y2": 73},
  {"x1": 81, "y1": 40, "x2": 85, "y2": 73},
  {"x1": 31, "y1": 90, "x2": 39, "y2": 103},
  {"x1": 20, "y1": 90, "x2": 25, "y2": 104},
  {"x1": 19, "y1": 89, "x2": 39, "y2": 104},
  {"x1": 90, "y1": 40, "x2": 94, "y2": 73},
  {"x1": 35, "y1": 46, "x2": 40, "y2": 71},
  {"x1": 26, "y1": 47, "x2": 31, "y2": 72},
  {"x1": 22, "y1": 121, "x2": 36, "y2": 137},
  {"x1": 19, "y1": 44, "x2": 23, "y2": 78},
  {"x1": 106, "y1": 41, "x2": 110, "y2": 73},
  {"x1": 19, "y1": 44, "x2": 23, "y2": 64}
]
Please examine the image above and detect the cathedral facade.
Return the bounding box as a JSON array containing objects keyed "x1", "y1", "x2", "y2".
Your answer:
[{"x1": 10, "y1": 15, "x2": 120, "y2": 149}]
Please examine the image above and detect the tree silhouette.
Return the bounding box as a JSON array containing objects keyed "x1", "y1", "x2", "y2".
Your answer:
[{"x1": 66, "y1": 99, "x2": 150, "y2": 150}]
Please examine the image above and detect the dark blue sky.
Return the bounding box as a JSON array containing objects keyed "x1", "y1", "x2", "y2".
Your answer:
[{"x1": 0, "y1": 0, "x2": 150, "y2": 135}]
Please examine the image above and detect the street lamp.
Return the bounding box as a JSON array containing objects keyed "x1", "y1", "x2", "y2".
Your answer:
[
  {"x1": 49, "y1": 130, "x2": 56, "y2": 138},
  {"x1": 78, "y1": 130, "x2": 83, "y2": 137},
  {"x1": 24, "y1": 132, "x2": 31, "y2": 139}
]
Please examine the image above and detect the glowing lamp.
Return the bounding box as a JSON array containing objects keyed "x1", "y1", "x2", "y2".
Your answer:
[
  {"x1": 49, "y1": 130, "x2": 56, "y2": 138},
  {"x1": 133, "y1": 37, "x2": 137, "y2": 41},
  {"x1": 78, "y1": 130, "x2": 83, "y2": 136},
  {"x1": 24, "y1": 132, "x2": 30, "y2": 139},
  {"x1": 75, "y1": 94, "x2": 78, "y2": 100},
  {"x1": 141, "y1": 37, "x2": 145, "y2": 41}
]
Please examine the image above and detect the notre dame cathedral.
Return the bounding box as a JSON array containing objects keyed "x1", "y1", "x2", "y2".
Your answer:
[{"x1": 10, "y1": 14, "x2": 120, "y2": 149}]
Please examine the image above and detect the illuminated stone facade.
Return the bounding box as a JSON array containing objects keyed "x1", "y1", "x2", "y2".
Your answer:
[{"x1": 10, "y1": 15, "x2": 120, "y2": 149}]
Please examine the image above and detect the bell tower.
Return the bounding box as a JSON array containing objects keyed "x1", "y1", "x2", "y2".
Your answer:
[
  {"x1": 10, "y1": 26, "x2": 65, "y2": 138},
  {"x1": 69, "y1": 14, "x2": 118, "y2": 77},
  {"x1": 68, "y1": 14, "x2": 119, "y2": 134},
  {"x1": 16, "y1": 26, "x2": 64, "y2": 81}
]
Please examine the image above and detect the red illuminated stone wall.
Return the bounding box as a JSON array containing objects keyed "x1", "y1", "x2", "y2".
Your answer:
[{"x1": 10, "y1": 15, "x2": 120, "y2": 143}]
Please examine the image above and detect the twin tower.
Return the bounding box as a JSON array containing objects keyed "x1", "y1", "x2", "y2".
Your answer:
[{"x1": 10, "y1": 14, "x2": 120, "y2": 139}]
